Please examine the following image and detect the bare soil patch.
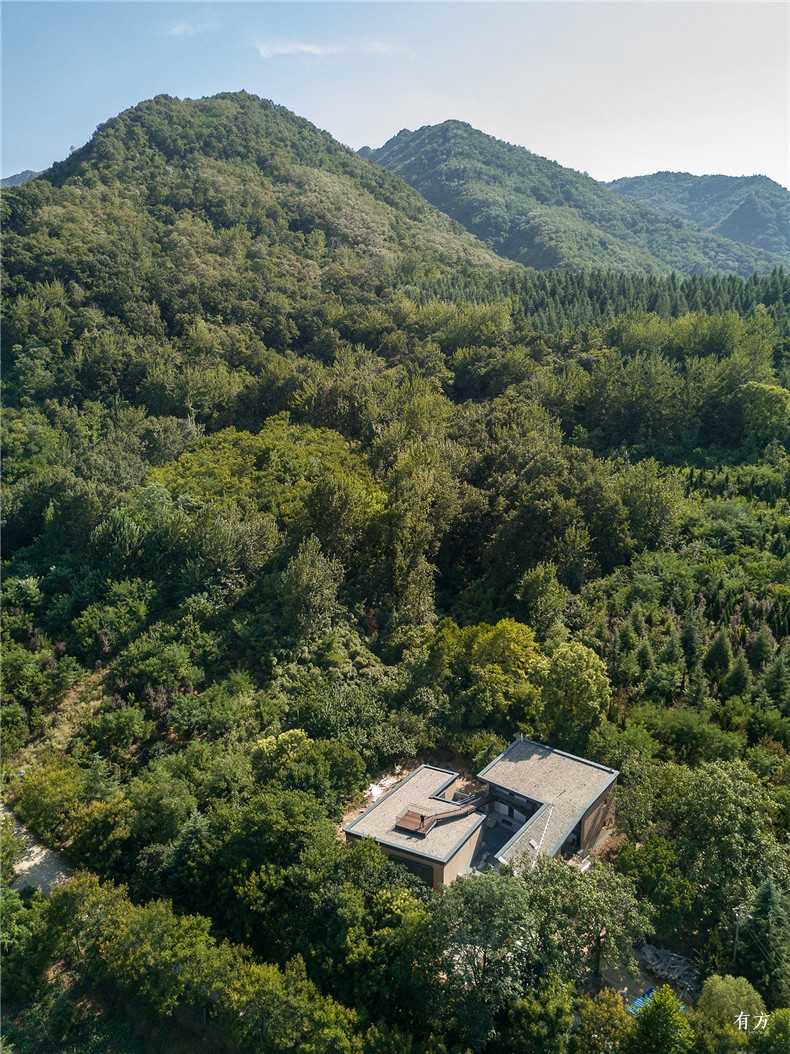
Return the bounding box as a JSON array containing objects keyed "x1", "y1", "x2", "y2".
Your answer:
[
  {"x1": 1, "y1": 801, "x2": 74, "y2": 896},
  {"x1": 593, "y1": 828, "x2": 627, "y2": 863},
  {"x1": 598, "y1": 959, "x2": 657, "y2": 1005}
]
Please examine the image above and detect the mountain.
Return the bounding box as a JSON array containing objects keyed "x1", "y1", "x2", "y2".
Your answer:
[
  {"x1": 606, "y1": 172, "x2": 790, "y2": 258},
  {"x1": 3, "y1": 94, "x2": 514, "y2": 331},
  {"x1": 1, "y1": 169, "x2": 39, "y2": 187},
  {"x1": 364, "y1": 122, "x2": 788, "y2": 276},
  {"x1": 3, "y1": 95, "x2": 536, "y2": 406},
  {"x1": 36, "y1": 92, "x2": 508, "y2": 276}
]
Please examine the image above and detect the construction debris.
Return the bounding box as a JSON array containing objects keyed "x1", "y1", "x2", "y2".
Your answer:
[{"x1": 639, "y1": 944, "x2": 702, "y2": 994}]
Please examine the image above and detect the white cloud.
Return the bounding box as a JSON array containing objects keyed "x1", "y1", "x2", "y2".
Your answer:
[
  {"x1": 257, "y1": 41, "x2": 342, "y2": 58},
  {"x1": 167, "y1": 22, "x2": 217, "y2": 39},
  {"x1": 256, "y1": 39, "x2": 400, "y2": 60}
]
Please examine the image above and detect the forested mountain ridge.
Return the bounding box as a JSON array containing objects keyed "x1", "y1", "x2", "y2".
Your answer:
[
  {"x1": 607, "y1": 172, "x2": 790, "y2": 258},
  {"x1": 1, "y1": 170, "x2": 39, "y2": 187},
  {"x1": 365, "y1": 121, "x2": 789, "y2": 276},
  {"x1": 39, "y1": 92, "x2": 509, "y2": 272},
  {"x1": 3, "y1": 92, "x2": 790, "y2": 1052}
]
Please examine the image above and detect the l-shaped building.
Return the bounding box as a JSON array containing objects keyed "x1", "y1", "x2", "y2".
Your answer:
[{"x1": 344, "y1": 736, "x2": 618, "y2": 889}]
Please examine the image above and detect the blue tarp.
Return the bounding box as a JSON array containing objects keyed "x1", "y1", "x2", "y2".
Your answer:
[
  {"x1": 627, "y1": 988, "x2": 655, "y2": 1015},
  {"x1": 627, "y1": 987, "x2": 685, "y2": 1015}
]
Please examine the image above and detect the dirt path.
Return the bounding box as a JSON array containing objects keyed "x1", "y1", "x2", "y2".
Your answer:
[{"x1": 1, "y1": 801, "x2": 74, "y2": 896}]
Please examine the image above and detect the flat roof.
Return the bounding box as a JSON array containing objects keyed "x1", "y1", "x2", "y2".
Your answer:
[
  {"x1": 344, "y1": 765, "x2": 485, "y2": 864},
  {"x1": 478, "y1": 737, "x2": 618, "y2": 861}
]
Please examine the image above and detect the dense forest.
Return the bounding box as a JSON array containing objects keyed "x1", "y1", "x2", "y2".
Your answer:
[
  {"x1": 2, "y1": 92, "x2": 790, "y2": 1054},
  {"x1": 364, "y1": 122, "x2": 790, "y2": 276},
  {"x1": 606, "y1": 173, "x2": 790, "y2": 258}
]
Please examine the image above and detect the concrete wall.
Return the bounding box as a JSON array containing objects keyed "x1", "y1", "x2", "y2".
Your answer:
[
  {"x1": 580, "y1": 785, "x2": 615, "y2": 849},
  {"x1": 347, "y1": 818, "x2": 484, "y2": 889},
  {"x1": 440, "y1": 823, "x2": 484, "y2": 886},
  {"x1": 381, "y1": 849, "x2": 435, "y2": 888}
]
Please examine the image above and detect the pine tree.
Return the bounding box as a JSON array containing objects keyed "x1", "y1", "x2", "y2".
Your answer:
[
  {"x1": 722, "y1": 654, "x2": 751, "y2": 699},
  {"x1": 702, "y1": 628, "x2": 734, "y2": 687},
  {"x1": 748, "y1": 623, "x2": 776, "y2": 672},
  {"x1": 764, "y1": 643, "x2": 790, "y2": 715},
  {"x1": 739, "y1": 878, "x2": 790, "y2": 1010},
  {"x1": 680, "y1": 607, "x2": 705, "y2": 670}
]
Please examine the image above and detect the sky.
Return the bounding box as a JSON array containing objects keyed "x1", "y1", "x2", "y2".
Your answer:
[{"x1": 2, "y1": 1, "x2": 789, "y2": 188}]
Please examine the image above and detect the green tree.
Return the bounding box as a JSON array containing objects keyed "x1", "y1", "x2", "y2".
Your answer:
[
  {"x1": 259, "y1": 837, "x2": 431, "y2": 1029},
  {"x1": 703, "y1": 628, "x2": 734, "y2": 688},
  {"x1": 383, "y1": 438, "x2": 457, "y2": 628},
  {"x1": 433, "y1": 870, "x2": 533, "y2": 1050},
  {"x1": 748, "y1": 624, "x2": 776, "y2": 672},
  {"x1": 0, "y1": 815, "x2": 32, "y2": 957},
  {"x1": 615, "y1": 837, "x2": 696, "y2": 940},
  {"x1": 98, "y1": 895, "x2": 215, "y2": 1016},
  {"x1": 738, "y1": 878, "x2": 790, "y2": 1010},
  {"x1": 280, "y1": 535, "x2": 344, "y2": 644},
  {"x1": 617, "y1": 458, "x2": 685, "y2": 551},
  {"x1": 428, "y1": 618, "x2": 546, "y2": 737},
  {"x1": 696, "y1": 972, "x2": 764, "y2": 1027},
  {"x1": 211, "y1": 952, "x2": 360, "y2": 1053},
  {"x1": 526, "y1": 858, "x2": 651, "y2": 981},
  {"x1": 170, "y1": 786, "x2": 337, "y2": 940},
  {"x1": 516, "y1": 561, "x2": 568, "y2": 642},
  {"x1": 250, "y1": 728, "x2": 366, "y2": 819},
  {"x1": 571, "y1": 988, "x2": 635, "y2": 1054},
  {"x1": 0, "y1": 883, "x2": 32, "y2": 955},
  {"x1": 503, "y1": 975, "x2": 574, "y2": 1054},
  {"x1": 739, "y1": 382, "x2": 790, "y2": 449},
  {"x1": 1, "y1": 815, "x2": 25, "y2": 883},
  {"x1": 541, "y1": 640, "x2": 611, "y2": 753},
  {"x1": 722, "y1": 654, "x2": 751, "y2": 699},
  {"x1": 11, "y1": 758, "x2": 84, "y2": 845},
  {"x1": 680, "y1": 607, "x2": 706, "y2": 671},
  {"x1": 752, "y1": 1009, "x2": 790, "y2": 1054},
  {"x1": 630, "y1": 986, "x2": 693, "y2": 1054},
  {"x1": 68, "y1": 795, "x2": 137, "y2": 880},
  {"x1": 662, "y1": 762, "x2": 790, "y2": 927},
  {"x1": 764, "y1": 643, "x2": 790, "y2": 714},
  {"x1": 588, "y1": 722, "x2": 660, "y2": 773}
]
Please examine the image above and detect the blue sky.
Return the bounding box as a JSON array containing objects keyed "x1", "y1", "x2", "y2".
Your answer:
[{"x1": 2, "y1": 2, "x2": 789, "y2": 187}]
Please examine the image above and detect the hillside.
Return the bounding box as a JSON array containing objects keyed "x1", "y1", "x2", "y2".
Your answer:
[
  {"x1": 365, "y1": 122, "x2": 788, "y2": 276},
  {"x1": 42, "y1": 93, "x2": 508, "y2": 273},
  {"x1": 607, "y1": 172, "x2": 790, "y2": 258},
  {"x1": 2, "y1": 93, "x2": 512, "y2": 334}
]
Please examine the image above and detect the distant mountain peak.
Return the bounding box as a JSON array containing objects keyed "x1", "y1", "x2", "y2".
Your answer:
[
  {"x1": 363, "y1": 124, "x2": 788, "y2": 275},
  {"x1": 606, "y1": 171, "x2": 790, "y2": 257},
  {"x1": 1, "y1": 169, "x2": 39, "y2": 187}
]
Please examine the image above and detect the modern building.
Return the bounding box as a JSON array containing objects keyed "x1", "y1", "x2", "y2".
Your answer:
[{"x1": 344, "y1": 736, "x2": 618, "y2": 889}]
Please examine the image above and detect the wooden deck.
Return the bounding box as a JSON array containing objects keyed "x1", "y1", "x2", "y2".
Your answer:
[
  {"x1": 394, "y1": 794, "x2": 493, "y2": 837},
  {"x1": 395, "y1": 810, "x2": 434, "y2": 834}
]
